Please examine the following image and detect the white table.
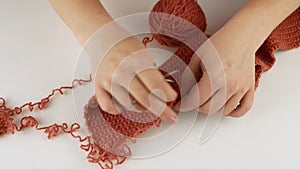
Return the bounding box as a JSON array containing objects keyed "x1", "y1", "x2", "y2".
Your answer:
[{"x1": 0, "y1": 0, "x2": 299, "y2": 169}]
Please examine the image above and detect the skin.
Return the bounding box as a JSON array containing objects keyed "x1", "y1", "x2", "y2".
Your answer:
[
  {"x1": 174, "y1": 0, "x2": 300, "y2": 117},
  {"x1": 49, "y1": 0, "x2": 300, "y2": 123}
]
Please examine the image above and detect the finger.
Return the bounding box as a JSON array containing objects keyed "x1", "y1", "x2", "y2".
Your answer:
[
  {"x1": 197, "y1": 71, "x2": 217, "y2": 105},
  {"x1": 198, "y1": 87, "x2": 229, "y2": 115},
  {"x1": 174, "y1": 71, "x2": 218, "y2": 112},
  {"x1": 109, "y1": 83, "x2": 178, "y2": 123},
  {"x1": 230, "y1": 89, "x2": 254, "y2": 118},
  {"x1": 95, "y1": 88, "x2": 119, "y2": 115},
  {"x1": 160, "y1": 106, "x2": 179, "y2": 124},
  {"x1": 127, "y1": 76, "x2": 178, "y2": 123},
  {"x1": 173, "y1": 84, "x2": 202, "y2": 112},
  {"x1": 197, "y1": 90, "x2": 217, "y2": 115},
  {"x1": 180, "y1": 53, "x2": 204, "y2": 96},
  {"x1": 137, "y1": 67, "x2": 178, "y2": 102},
  {"x1": 222, "y1": 92, "x2": 245, "y2": 116},
  {"x1": 110, "y1": 85, "x2": 145, "y2": 112}
]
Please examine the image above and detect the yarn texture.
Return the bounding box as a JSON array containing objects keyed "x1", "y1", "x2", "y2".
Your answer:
[
  {"x1": 0, "y1": 0, "x2": 299, "y2": 169},
  {"x1": 85, "y1": 1, "x2": 300, "y2": 168}
]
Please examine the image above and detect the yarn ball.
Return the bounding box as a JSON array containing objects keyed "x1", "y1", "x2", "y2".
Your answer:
[{"x1": 149, "y1": 0, "x2": 207, "y2": 47}]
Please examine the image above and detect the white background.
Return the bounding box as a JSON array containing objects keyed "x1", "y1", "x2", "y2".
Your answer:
[{"x1": 0, "y1": 0, "x2": 299, "y2": 169}]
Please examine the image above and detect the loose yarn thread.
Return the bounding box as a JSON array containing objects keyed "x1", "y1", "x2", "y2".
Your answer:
[{"x1": 0, "y1": 75, "x2": 128, "y2": 169}]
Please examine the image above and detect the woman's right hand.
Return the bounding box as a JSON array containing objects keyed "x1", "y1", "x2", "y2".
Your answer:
[
  {"x1": 94, "y1": 35, "x2": 179, "y2": 124},
  {"x1": 49, "y1": 0, "x2": 179, "y2": 123}
]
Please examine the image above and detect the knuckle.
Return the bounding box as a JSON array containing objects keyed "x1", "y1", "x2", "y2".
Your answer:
[
  {"x1": 129, "y1": 80, "x2": 142, "y2": 92},
  {"x1": 162, "y1": 86, "x2": 178, "y2": 101},
  {"x1": 130, "y1": 96, "x2": 152, "y2": 111},
  {"x1": 151, "y1": 82, "x2": 164, "y2": 91},
  {"x1": 199, "y1": 103, "x2": 210, "y2": 114},
  {"x1": 228, "y1": 81, "x2": 238, "y2": 93},
  {"x1": 100, "y1": 79, "x2": 112, "y2": 91},
  {"x1": 220, "y1": 107, "x2": 228, "y2": 115},
  {"x1": 139, "y1": 95, "x2": 151, "y2": 109},
  {"x1": 159, "y1": 111, "x2": 171, "y2": 122},
  {"x1": 212, "y1": 72, "x2": 225, "y2": 86},
  {"x1": 240, "y1": 88, "x2": 248, "y2": 94},
  {"x1": 232, "y1": 112, "x2": 243, "y2": 118},
  {"x1": 243, "y1": 103, "x2": 252, "y2": 112},
  {"x1": 224, "y1": 110, "x2": 231, "y2": 116},
  {"x1": 236, "y1": 110, "x2": 247, "y2": 118},
  {"x1": 111, "y1": 60, "x2": 121, "y2": 70},
  {"x1": 133, "y1": 103, "x2": 147, "y2": 112},
  {"x1": 170, "y1": 91, "x2": 178, "y2": 101},
  {"x1": 100, "y1": 103, "x2": 113, "y2": 113}
]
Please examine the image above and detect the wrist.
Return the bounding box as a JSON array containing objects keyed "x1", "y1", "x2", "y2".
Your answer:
[
  {"x1": 218, "y1": 8, "x2": 272, "y2": 54},
  {"x1": 218, "y1": 0, "x2": 300, "y2": 53},
  {"x1": 211, "y1": 24, "x2": 259, "y2": 57},
  {"x1": 72, "y1": 13, "x2": 114, "y2": 45}
]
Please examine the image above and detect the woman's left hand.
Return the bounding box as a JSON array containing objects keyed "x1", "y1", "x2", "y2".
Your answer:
[{"x1": 174, "y1": 27, "x2": 256, "y2": 117}]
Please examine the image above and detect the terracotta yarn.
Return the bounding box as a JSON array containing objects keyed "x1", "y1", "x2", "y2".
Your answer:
[
  {"x1": 1, "y1": 0, "x2": 299, "y2": 169},
  {"x1": 0, "y1": 76, "x2": 113, "y2": 167},
  {"x1": 148, "y1": 0, "x2": 207, "y2": 46},
  {"x1": 147, "y1": 0, "x2": 300, "y2": 88},
  {"x1": 84, "y1": 0, "x2": 300, "y2": 168}
]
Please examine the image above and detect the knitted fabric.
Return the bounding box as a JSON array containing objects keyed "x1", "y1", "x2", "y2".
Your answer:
[
  {"x1": 255, "y1": 8, "x2": 300, "y2": 86},
  {"x1": 84, "y1": 1, "x2": 300, "y2": 168},
  {"x1": 0, "y1": 1, "x2": 299, "y2": 169}
]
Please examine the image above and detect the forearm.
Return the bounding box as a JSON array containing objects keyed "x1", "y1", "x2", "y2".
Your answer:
[
  {"x1": 49, "y1": 0, "x2": 113, "y2": 45},
  {"x1": 218, "y1": 0, "x2": 300, "y2": 53}
]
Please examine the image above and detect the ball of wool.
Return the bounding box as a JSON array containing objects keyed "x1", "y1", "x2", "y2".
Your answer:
[{"x1": 149, "y1": 0, "x2": 207, "y2": 47}]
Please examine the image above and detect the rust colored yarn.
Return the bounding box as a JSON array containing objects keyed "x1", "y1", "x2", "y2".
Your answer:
[
  {"x1": 0, "y1": 76, "x2": 115, "y2": 168},
  {"x1": 147, "y1": 0, "x2": 300, "y2": 88},
  {"x1": 0, "y1": 77, "x2": 91, "y2": 136},
  {"x1": 84, "y1": 1, "x2": 300, "y2": 168},
  {"x1": 255, "y1": 8, "x2": 300, "y2": 85},
  {"x1": 1, "y1": 0, "x2": 299, "y2": 169},
  {"x1": 149, "y1": 0, "x2": 207, "y2": 46},
  {"x1": 0, "y1": 76, "x2": 130, "y2": 168}
]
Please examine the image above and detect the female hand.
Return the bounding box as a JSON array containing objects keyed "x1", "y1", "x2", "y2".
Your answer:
[
  {"x1": 94, "y1": 35, "x2": 179, "y2": 123},
  {"x1": 173, "y1": 0, "x2": 300, "y2": 117},
  {"x1": 174, "y1": 27, "x2": 256, "y2": 118}
]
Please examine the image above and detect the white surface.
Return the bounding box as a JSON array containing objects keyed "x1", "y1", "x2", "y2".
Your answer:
[{"x1": 0, "y1": 0, "x2": 300, "y2": 169}]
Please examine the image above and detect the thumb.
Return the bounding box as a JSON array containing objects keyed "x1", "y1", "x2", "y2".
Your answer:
[
  {"x1": 174, "y1": 69, "x2": 212, "y2": 112},
  {"x1": 180, "y1": 53, "x2": 204, "y2": 97},
  {"x1": 174, "y1": 83, "x2": 201, "y2": 112}
]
